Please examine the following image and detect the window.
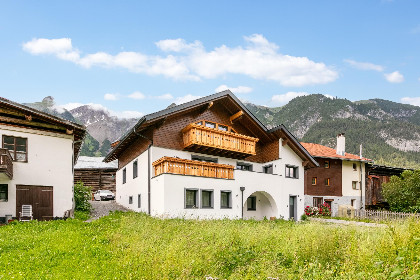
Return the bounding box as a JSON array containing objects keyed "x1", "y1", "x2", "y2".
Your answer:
[
  {"x1": 218, "y1": 124, "x2": 228, "y2": 132},
  {"x1": 201, "y1": 190, "x2": 213, "y2": 208},
  {"x1": 247, "y1": 196, "x2": 256, "y2": 211},
  {"x1": 352, "y1": 181, "x2": 358, "y2": 190},
  {"x1": 324, "y1": 160, "x2": 330, "y2": 168},
  {"x1": 353, "y1": 163, "x2": 357, "y2": 171},
  {"x1": 205, "y1": 121, "x2": 216, "y2": 129},
  {"x1": 191, "y1": 155, "x2": 218, "y2": 163},
  {"x1": 236, "y1": 162, "x2": 253, "y2": 171},
  {"x1": 220, "y1": 191, "x2": 232, "y2": 208},
  {"x1": 138, "y1": 194, "x2": 141, "y2": 208},
  {"x1": 129, "y1": 196, "x2": 133, "y2": 204},
  {"x1": 196, "y1": 121, "x2": 203, "y2": 125},
  {"x1": 285, "y1": 165, "x2": 298, "y2": 178},
  {"x1": 0, "y1": 184, "x2": 7, "y2": 202},
  {"x1": 313, "y1": 197, "x2": 323, "y2": 208},
  {"x1": 351, "y1": 199, "x2": 356, "y2": 207},
  {"x1": 123, "y1": 168, "x2": 126, "y2": 184},
  {"x1": 133, "y1": 160, "x2": 138, "y2": 179},
  {"x1": 185, "y1": 189, "x2": 198, "y2": 208},
  {"x1": 325, "y1": 178, "x2": 330, "y2": 186},
  {"x1": 3, "y1": 136, "x2": 27, "y2": 162},
  {"x1": 263, "y1": 164, "x2": 273, "y2": 174},
  {"x1": 312, "y1": 177, "x2": 317, "y2": 185}
]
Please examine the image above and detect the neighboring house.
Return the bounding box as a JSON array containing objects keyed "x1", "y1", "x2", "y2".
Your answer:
[
  {"x1": 0, "y1": 97, "x2": 85, "y2": 221},
  {"x1": 74, "y1": 156, "x2": 118, "y2": 193},
  {"x1": 104, "y1": 90, "x2": 318, "y2": 220},
  {"x1": 365, "y1": 164, "x2": 408, "y2": 209},
  {"x1": 301, "y1": 134, "x2": 373, "y2": 216}
]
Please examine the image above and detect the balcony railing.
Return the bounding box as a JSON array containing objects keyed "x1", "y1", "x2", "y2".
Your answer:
[
  {"x1": 182, "y1": 123, "x2": 258, "y2": 158},
  {"x1": 153, "y1": 156, "x2": 234, "y2": 179},
  {"x1": 0, "y1": 148, "x2": 13, "y2": 179}
]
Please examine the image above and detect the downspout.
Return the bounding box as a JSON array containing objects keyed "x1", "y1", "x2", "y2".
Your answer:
[
  {"x1": 133, "y1": 127, "x2": 153, "y2": 215},
  {"x1": 72, "y1": 139, "x2": 84, "y2": 217},
  {"x1": 360, "y1": 162, "x2": 363, "y2": 210},
  {"x1": 240, "y1": 187, "x2": 245, "y2": 219}
]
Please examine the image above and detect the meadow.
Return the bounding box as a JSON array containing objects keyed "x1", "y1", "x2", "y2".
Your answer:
[{"x1": 0, "y1": 212, "x2": 419, "y2": 279}]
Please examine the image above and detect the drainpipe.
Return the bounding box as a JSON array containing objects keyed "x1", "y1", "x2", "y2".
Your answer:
[
  {"x1": 360, "y1": 162, "x2": 363, "y2": 210},
  {"x1": 133, "y1": 127, "x2": 153, "y2": 215},
  {"x1": 240, "y1": 187, "x2": 245, "y2": 219}
]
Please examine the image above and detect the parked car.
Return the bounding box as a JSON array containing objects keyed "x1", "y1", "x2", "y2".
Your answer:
[{"x1": 94, "y1": 190, "x2": 115, "y2": 201}]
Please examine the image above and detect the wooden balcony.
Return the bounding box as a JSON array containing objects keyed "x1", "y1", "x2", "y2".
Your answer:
[
  {"x1": 153, "y1": 156, "x2": 234, "y2": 179},
  {"x1": 0, "y1": 148, "x2": 13, "y2": 179},
  {"x1": 182, "y1": 122, "x2": 259, "y2": 159}
]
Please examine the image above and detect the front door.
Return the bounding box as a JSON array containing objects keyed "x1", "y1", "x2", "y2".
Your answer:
[
  {"x1": 16, "y1": 185, "x2": 53, "y2": 221},
  {"x1": 289, "y1": 196, "x2": 297, "y2": 220}
]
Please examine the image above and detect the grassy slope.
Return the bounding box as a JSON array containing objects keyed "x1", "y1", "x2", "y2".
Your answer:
[{"x1": 0, "y1": 212, "x2": 419, "y2": 279}]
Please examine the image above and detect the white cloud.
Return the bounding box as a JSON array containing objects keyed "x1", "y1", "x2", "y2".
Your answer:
[
  {"x1": 215, "y1": 85, "x2": 253, "y2": 94},
  {"x1": 384, "y1": 71, "x2": 404, "y2": 83},
  {"x1": 156, "y1": 93, "x2": 173, "y2": 100},
  {"x1": 23, "y1": 35, "x2": 338, "y2": 86},
  {"x1": 104, "y1": 93, "x2": 119, "y2": 101},
  {"x1": 128, "y1": 91, "x2": 146, "y2": 100},
  {"x1": 401, "y1": 97, "x2": 420, "y2": 107},
  {"x1": 323, "y1": 94, "x2": 334, "y2": 99},
  {"x1": 175, "y1": 94, "x2": 202, "y2": 105},
  {"x1": 118, "y1": 111, "x2": 144, "y2": 119},
  {"x1": 271, "y1": 92, "x2": 309, "y2": 106},
  {"x1": 344, "y1": 59, "x2": 384, "y2": 72}
]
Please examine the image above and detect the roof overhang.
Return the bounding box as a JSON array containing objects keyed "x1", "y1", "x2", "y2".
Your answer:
[
  {"x1": 104, "y1": 90, "x2": 319, "y2": 167},
  {"x1": 0, "y1": 97, "x2": 86, "y2": 162}
]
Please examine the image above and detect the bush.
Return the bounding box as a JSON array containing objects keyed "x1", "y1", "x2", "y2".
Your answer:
[
  {"x1": 382, "y1": 170, "x2": 420, "y2": 212},
  {"x1": 74, "y1": 181, "x2": 92, "y2": 212}
]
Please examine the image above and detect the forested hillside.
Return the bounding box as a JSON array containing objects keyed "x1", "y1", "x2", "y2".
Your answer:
[{"x1": 246, "y1": 95, "x2": 420, "y2": 169}]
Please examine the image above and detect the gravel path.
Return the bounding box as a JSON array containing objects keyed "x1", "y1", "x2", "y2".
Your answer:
[
  {"x1": 85, "y1": 200, "x2": 130, "y2": 222},
  {"x1": 310, "y1": 217, "x2": 387, "y2": 227}
]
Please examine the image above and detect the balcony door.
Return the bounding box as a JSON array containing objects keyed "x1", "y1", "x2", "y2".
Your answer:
[{"x1": 289, "y1": 195, "x2": 297, "y2": 220}]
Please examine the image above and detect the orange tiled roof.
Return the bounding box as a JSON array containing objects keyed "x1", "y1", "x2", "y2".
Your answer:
[{"x1": 300, "y1": 142, "x2": 372, "y2": 162}]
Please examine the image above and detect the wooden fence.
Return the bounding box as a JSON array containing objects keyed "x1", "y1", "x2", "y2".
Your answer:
[{"x1": 354, "y1": 209, "x2": 420, "y2": 221}]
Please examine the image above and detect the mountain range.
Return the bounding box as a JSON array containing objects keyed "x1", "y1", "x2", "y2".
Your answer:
[{"x1": 24, "y1": 95, "x2": 420, "y2": 169}]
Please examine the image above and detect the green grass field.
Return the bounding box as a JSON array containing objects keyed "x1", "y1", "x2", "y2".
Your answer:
[{"x1": 0, "y1": 212, "x2": 419, "y2": 279}]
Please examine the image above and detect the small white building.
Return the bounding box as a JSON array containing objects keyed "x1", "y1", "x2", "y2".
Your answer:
[
  {"x1": 0, "y1": 97, "x2": 85, "y2": 221},
  {"x1": 302, "y1": 134, "x2": 373, "y2": 216},
  {"x1": 105, "y1": 91, "x2": 318, "y2": 220}
]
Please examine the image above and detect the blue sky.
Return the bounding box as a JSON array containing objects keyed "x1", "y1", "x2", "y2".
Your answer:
[{"x1": 1, "y1": 0, "x2": 420, "y2": 118}]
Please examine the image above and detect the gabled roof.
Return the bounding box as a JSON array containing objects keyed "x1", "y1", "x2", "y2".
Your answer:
[
  {"x1": 300, "y1": 142, "x2": 373, "y2": 162},
  {"x1": 0, "y1": 97, "x2": 86, "y2": 162},
  {"x1": 104, "y1": 90, "x2": 318, "y2": 167},
  {"x1": 75, "y1": 156, "x2": 118, "y2": 169}
]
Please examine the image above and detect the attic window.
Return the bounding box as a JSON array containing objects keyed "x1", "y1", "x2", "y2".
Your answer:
[{"x1": 196, "y1": 121, "x2": 203, "y2": 126}]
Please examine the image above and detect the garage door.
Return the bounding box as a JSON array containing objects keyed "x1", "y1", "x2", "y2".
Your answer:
[{"x1": 16, "y1": 185, "x2": 53, "y2": 221}]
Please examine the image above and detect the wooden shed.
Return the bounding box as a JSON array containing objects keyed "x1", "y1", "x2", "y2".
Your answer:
[{"x1": 74, "y1": 156, "x2": 118, "y2": 193}]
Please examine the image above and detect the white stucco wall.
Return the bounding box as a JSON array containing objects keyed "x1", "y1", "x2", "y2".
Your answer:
[
  {"x1": 342, "y1": 160, "x2": 366, "y2": 209},
  {"x1": 115, "y1": 148, "x2": 149, "y2": 212},
  {"x1": 115, "y1": 141, "x2": 307, "y2": 221},
  {"x1": 0, "y1": 125, "x2": 74, "y2": 218}
]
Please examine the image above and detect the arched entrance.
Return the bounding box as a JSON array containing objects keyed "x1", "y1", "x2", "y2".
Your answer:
[{"x1": 243, "y1": 191, "x2": 278, "y2": 220}]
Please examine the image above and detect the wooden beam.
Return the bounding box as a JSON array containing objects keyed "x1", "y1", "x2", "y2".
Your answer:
[
  {"x1": 207, "y1": 101, "x2": 213, "y2": 109},
  {"x1": 282, "y1": 138, "x2": 289, "y2": 147},
  {"x1": 230, "y1": 110, "x2": 244, "y2": 123},
  {"x1": 66, "y1": 129, "x2": 74, "y2": 135},
  {"x1": 0, "y1": 115, "x2": 66, "y2": 132},
  {"x1": 302, "y1": 160, "x2": 309, "y2": 167},
  {"x1": 0, "y1": 107, "x2": 26, "y2": 118},
  {"x1": 25, "y1": 115, "x2": 32, "y2": 121}
]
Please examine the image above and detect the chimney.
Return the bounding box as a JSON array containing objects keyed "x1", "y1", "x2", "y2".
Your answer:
[
  {"x1": 359, "y1": 144, "x2": 363, "y2": 159},
  {"x1": 336, "y1": 133, "x2": 345, "y2": 156}
]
